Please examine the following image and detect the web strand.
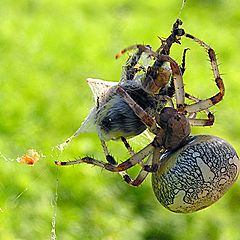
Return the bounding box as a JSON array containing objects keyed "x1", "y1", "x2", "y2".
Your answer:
[
  {"x1": 50, "y1": 175, "x2": 59, "y2": 240},
  {"x1": 178, "y1": 0, "x2": 187, "y2": 19}
]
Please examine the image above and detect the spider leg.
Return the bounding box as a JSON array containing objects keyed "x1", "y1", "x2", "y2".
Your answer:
[
  {"x1": 55, "y1": 142, "x2": 154, "y2": 172},
  {"x1": 180, "y1": 48, "x2": 190, "y2": 74},
  {"x1": 122, "y1": 155, "x2": 153, "y2": 186},
  {"x1": 121, "y1": 145, "x2": 165, "y2": 186},
  {"x1": 116, "y1": 85, "x2": 159, "y2": 134},
  {"x1": 120, "y1": 137, "x2": 135, "y2": 156},
  {"x1": 157, "y1": 18, "x2": 185, "y2": 55},
  {"x1": 100, "y1": 139, "x2": 117, "y2": 164},
  {"x1": 183, "y1": 33, "x2": 225, "y2": 113},
  {"x1": 117, "y1": 46, "x2": 185, "y2": 110},
  {"x1": 115, "y1": 86, "x2": 166, "y2": 170},
  {"x1": 161, "y1": 47, "x2": 189, "y2": 100},
  {"x1": 148, "y1": 145, "x2": 162, "y2": 172},
  {"x1": 185, "y1": 92, "x2": 215, "y2": 126},
  {"x1": 188, "y1": 114, "x2": 214, "y2": 127},
  {"x1": 152, "y1": 51, "x2": 185, "y2": 111}
]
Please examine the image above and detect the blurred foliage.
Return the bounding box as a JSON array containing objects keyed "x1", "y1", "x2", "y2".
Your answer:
[{"x1": 0, "y1": 0, "x2": 240, "y2": 239}]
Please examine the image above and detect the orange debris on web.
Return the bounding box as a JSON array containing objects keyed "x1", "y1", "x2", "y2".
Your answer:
[{"x1": 17, "y1": 149, "x2": 40, "y2": 165}]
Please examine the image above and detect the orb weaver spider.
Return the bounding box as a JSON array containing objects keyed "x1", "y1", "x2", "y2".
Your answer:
[{"x1": 55, "y1": 25, "x2": 238, "y2": 213}]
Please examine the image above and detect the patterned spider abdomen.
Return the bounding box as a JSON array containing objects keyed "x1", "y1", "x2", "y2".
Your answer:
[{"x1": 152, "y1": 135, "x2": 239, "y2": 213}]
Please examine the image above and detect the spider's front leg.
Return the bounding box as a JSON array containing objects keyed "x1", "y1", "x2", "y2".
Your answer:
[
  {"x1": 183, "y1": 33, "x2": 225, "y2": 113},
  {"x1": 55, "y1": 142, "x2": 155, "y2": 172},
  {"x1": 173, "y1": 46, "x2": 215, "y2": 126},
  {"x1": 157, "y1": 18, "x2": 185, "y2": 55}
]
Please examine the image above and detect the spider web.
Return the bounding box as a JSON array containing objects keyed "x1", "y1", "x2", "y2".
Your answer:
[
  {"x1": 0, "y1": 1, "x2": 190, "y2": 237},
  {"x1": 0, "y1": 144, "x2": 63, "y2": 238}
]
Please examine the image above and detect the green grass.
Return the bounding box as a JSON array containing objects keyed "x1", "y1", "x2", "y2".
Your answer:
[{"x1": 0, "y1": 0, "x2": 240, "y2": 239}]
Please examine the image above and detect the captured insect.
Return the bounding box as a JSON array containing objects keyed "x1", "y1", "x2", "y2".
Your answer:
[{"x1": 55, "y1": 21, "x2": 237, "y2": 213}]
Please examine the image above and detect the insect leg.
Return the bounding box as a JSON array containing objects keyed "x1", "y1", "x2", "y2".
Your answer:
[
  {"x1": 119, "y1": 48, "x2": 147, "y2": 82},
  {"x1": 100, "y1": 139, "x2": 117, "y2": 164}
]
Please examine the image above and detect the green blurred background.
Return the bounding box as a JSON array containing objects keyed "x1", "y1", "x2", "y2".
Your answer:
[{"x1": 0, "y1": 0, "x2": 240, "y2": 239}]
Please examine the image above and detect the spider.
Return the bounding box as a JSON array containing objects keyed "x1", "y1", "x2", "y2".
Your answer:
[
  {"x1": 55, "y1": 25, "x2": 237, "y2": 213},
  {"x1": 82, "y1": 25, "x2": 224, "y2": 164}
]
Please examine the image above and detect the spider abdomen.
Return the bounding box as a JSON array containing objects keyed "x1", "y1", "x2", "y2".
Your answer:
[{"x1": 152, "y1": 135, "x2": 240, "y2": 213}]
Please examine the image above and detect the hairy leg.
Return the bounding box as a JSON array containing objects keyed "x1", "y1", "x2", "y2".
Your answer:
[{"x1": 184, "y1": 33, "x2": 225, "y2": 113}]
